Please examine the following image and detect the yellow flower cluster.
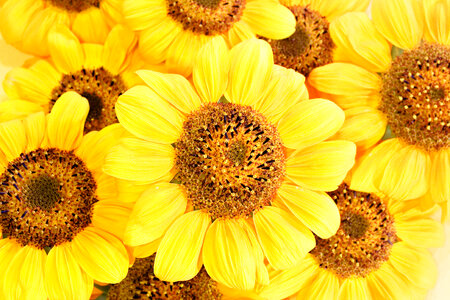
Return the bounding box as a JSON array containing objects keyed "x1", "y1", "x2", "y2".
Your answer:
[{"x1": 0, "y1": 0, "x2": 447, "y2": 299}]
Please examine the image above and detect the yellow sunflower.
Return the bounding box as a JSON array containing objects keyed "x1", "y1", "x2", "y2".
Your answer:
[
  {"x1": 103, "y1": 37, "x2": 356, "y2": 290},
  {"x1": 307, "y1": 0, "x2": 450, "y2": 214},
  {"x1": 121, "y1": 0, "x2": 297, "y2": 76},
  {"x1": 0, "y1": 24, "x2": 151, "y2": 133},
  {"x1": 261, "y1": 0, "x2": 370, "y2": 78},
  {"x1": 0, "y1": 0, "x2": 122, "y2": 56},
  {"x1": 0, "y1": 92, "x2": 132, "y2": 299},
  {"x1": 245, "y1": 182, "x2": 444, "y2": 300}
]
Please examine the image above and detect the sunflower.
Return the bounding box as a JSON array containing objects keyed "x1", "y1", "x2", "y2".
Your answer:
[
  {"x1": 120, "y1": 0, "x2": 297, "y2": 76},
  {"x1": 103, "y1": 37, "x2": 356, "y2": 290},
  {"x1": 307, "y1": 0, "x2": 450, "y2": 215},
  {"x1": 0, "y1": 0, "x2": 122, "y2": 57},
  {"x1": 248, "y1": 182, "x2": 444, "y2": 300},
  {"x1": 0, "y1": 92, "x2": 132, "y2": 299},
  {"x1": 260, "y1": 0, "x2": 370, "y2": 78},
  {"x1": 0, "y1": 24, "x2": 150, "y2": 133}
]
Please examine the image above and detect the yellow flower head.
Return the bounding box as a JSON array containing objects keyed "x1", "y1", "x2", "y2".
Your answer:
[
  {"x1": 103, "y1": 37, "x2": 356, "y2": 290},
  {"x1": 0, "y1": 92, "x2": 132, "y2": 299},
  {"x1": 307, "y1": 0, "x2": 450, "y2": 217},
  {"x1": 0, "y1": 24, "x2": 150, "y2": 133},
  {"x1": 121, "y1": 0, "x2": 297, "y2": 76},
  {"x1": 252, "y1": 181, "x2": 444, "y2": 300},
  {"x1": 0, "y1": 0, "x2": 123, "y2": 56}
]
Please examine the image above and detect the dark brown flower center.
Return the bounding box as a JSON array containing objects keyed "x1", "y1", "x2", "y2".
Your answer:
[
  {"x1": 381, "y1": 42, "x2": 450, "y2": 150},
  {"x1": 50, "y1": 67, "x2": 127, "y2": 133},
  {"x1": 45, "y1": 0, "x2": 101, "y2": 12},
  {"x1": 0, "y1": 148, "x2": 97, "y2": 249},
  {"x1": 263, "y1": 5, "x2": 335, "y2": 76},
  {"x1": 174, "y1": 103, "x2": 286, "y2": 219},
  {"x1": 108, "y1": 255, "x2": 222, "y2": 300},
  {"x1": 166, "y1": 0, "x2": 245, "y2": 36},
  {"x1": 310, "y1": 184, "x2": 397, "y2": 279}
]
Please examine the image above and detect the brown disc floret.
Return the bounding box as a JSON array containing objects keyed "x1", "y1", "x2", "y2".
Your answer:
[
  {"x1": 310, "y1": 184, "x2": 397, "y2": 279},
  {"x1": 174, "y1": 103, "x2": 286, "y2": 219},
  {"x1": 0, "y1": 148, "x2": 97, "y2": 249},
  {"x1": 50, "y1": 67, "x2": 127, "y2": 133},
  {"x1": 263, "y1": 5, "x2": 335, "y2": 76},
  {"x1": 108, "y1": 255, "x2": 222, "y2": 300},
  {"x1": 166, "y1": 0, "x2": 245, "y2": 36},
  {"x1": 45, "y1": 0, "x2": 101, "y2": 12},
  {"x1": 381, "y1": 42, "x2": 450, "y2": 150}
]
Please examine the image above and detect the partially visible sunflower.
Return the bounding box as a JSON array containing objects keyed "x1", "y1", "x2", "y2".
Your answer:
[
  {"x1": 261, "y1": 0, "x2": 370, "y2": 78},
  {"x1": 245, "y1": 182, "x2": 444, "y2": 300},
  {"x1": 120, "y1": 0, "x2": 297, "y2": 76},
  {"x1": 103, "y1": 37, "x2": 356, "y2": 290},
  {"x1": 307, "y1": 0, "x2": 450, "y2": 215},
  {"x1": 0, "y1": 92, "x2": 132, "y2": 299},
  {"x1": 0, "y1": 24, "x2": 151, "y2": 133},
  {"x1": 0, "y1": 0, "x2": 123, "y2": 56}
]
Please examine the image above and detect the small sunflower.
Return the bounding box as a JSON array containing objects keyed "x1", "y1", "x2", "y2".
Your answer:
[
  {"x1": 103, "y1": 37, "x2": 356, "y2": 290},
  {"x1": 251, "y1": 183, "x2": 444, "y2": 300},
  {"x1": 307, "y1": 0, "x2": 450, "y2": 215},
  {"x1": 0, "y1": 0, "x2": 122, "y2": 56},
  {"x1": 0, "y1": 92, "x2": 132, "y2": 299},
  {"x1": 0, "y1": 24, "x2": 147, "y2": 133},
  {"x1": 121, "y1": 0, "x2": 297, "y2": 76},
  {"x1": 261, "y1": 0, "x2": 370, "y2": 77}
]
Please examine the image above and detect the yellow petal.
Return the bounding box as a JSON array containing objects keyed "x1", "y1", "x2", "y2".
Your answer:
[
  {"x1": 295, "y1": 268, "x2": 339, "y2": 300},
  {"x1": 166, "y1": 31, "x2": 206, "y2": 76},
  {"x1": 256, "y1": 65, "x2": 308, "y2": 124},
  {"x1": 45, "y1": 244, "x2": 93, "y2": 300},
  {"x1": 4, "y1": 245, "x2": 46, "y2": 300},
  {"x1": 71, "y1": 227, "x2": 128, "y2": 283},
  {"x1": 367, "y1": 262, "x2": 411, "y2": 299},
  {"x1": 92, "y1": 200, "x2": 133, "y2": 241},
  {"x1": 24, "y1": 112, "x2": 46, "y2": 152},
  {"x1": 103, "y1": 137, "x2": 174, "y2": 182},
  {"x1": 0, "y1": 239, "x2": 22, "y2": 298},
  {"x1": 278, "y1": 98, "x2": 344, "y2": 150},
  {"x1": 430, "y1": 149, "x2": 450, "y2": 204},
  {"x1": 254, "y1": 206, "x2": 315, "y2": 270},
  {"x1": 0, "y1": 100, "x2": 43, "y2": 123},
  {"x1": 102, "y1": 25, "x2": 137, "y2": 74},
  {"x1": 0, "y1": 118, "x2": 27, "y2": 161},
  {"x1": 47, "y1": 92, "x2": 88, "y2": 150},
  {"x1": 133, "y1": 238, "x2": 162, "y2": 259},
  {"x1": 309, "y1": 0, "x2": 371, "y2": 20},
  {"x1": 375, "y1": 142, "x2": 430, "y2": 201},
  {"x1": 227, "y1": 38, "x2": 273, "y2": 107},
  {"x1": 334, "y1": 106, "x2": 387, "y2": 151},
  {"x1": 203, "y1": 219, "x2": 258, "y2": 290},
  {"x1": 226, "y1": 20, "x2": 255, "y2": 46},
  {"x1": 371, "y1": 0, "x2": 423, "y2": 49},
  {"x1": 137, "y1": 70, "x2": 202, "y2": 114},
  {"x1": 123, "y1": 0, "x2": 166, "y2": 30},
  {"x1": 81, "y1": 44, "x2": 103, "y2": 70},
  {"x1": 308, "y1": 63, "x2": 381, "y2": 109},
  {"x1": 242, "y1": 0, "x2": 296, "y2": 39},
  {"x1": 277, "y1": 183, "x2": 340, "y2": 239},
  {"x1": 155, "y1": 210, "x2": 211, "y2": 281},
  {"x1": 389, "y1": 242, "x2": 437, "y2": 290},
  {"x1": 423, "y1": 0, "x2": 450, "y2": 45},
  {"x1": 116, "y1": 85, "x2": 184, "y2": 144},
  {"x1": 394, "y1": 209, "x2": 444, "y2": 248},
  {"x1": 193, "y1": 36, "x2": 230, "y2": 104},
  {"x1": 338, "y1": 277, "x2": 371, "y2": 300},
  {"x1": 286, "y1": 141, "x2": 356, "y2": 191},
  {"x1": 72, "y1": 8, "x2": 109, "y2": 44},
  {"x1": 258, "y1": 255, "x2": 317, "y2": 300},
  {"x1": 124, "y1": 183, "x2": 187, "y2": 246},
  {"x1": 48, "y1": 25, "x2": 84, "y2": 73},
  {"x1": 331, "y1": 12, "x2": 391, "y2": 73}
]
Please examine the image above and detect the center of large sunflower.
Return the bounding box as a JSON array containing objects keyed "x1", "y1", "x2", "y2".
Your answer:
[
  {"x1": 0, "y1": 148, "x2": 97, "y2": 249},
  {"x1": 46, "y1": 0, "x2": 101, "y2": 12},
  {"x1": 108, "y1": 255, "x2": 222, "y2": 300},
  {"x1": 166, "y1": 0, "x2": 245, "y2": 35},
  {"x1": 263, "y1": 6, "x2": 335, "y2": 76},
  {"x1": 381, "y1": 43, "x2": 450, "y2": 150},
  {"x1": 174, "y1": 103, "x2": 286, "y2": 219},
  {"x1": 310, "y1": 184, "x2": 397, "y2": 279},
  {"x1": 50, "y1": 67, "x2": 127, "y2": 133}
]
